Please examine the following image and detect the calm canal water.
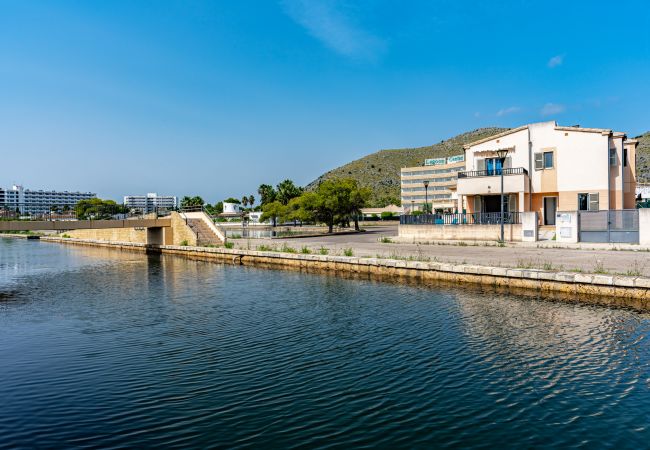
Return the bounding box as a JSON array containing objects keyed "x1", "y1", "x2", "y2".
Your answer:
[{"x1": 1, "y1": 238, "x2": 650, "y2": 449}]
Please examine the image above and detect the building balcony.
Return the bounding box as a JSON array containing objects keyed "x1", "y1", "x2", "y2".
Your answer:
[
  {"x1": 456, "y1": 167, "x2": 529, "y2": 196},
  {"x1": 457, "y1": 167, "x2": 528, "y2": 178}
]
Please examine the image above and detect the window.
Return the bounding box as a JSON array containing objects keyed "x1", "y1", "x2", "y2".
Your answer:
[
  {"x1": 609, "y1": 148, "x2": 617, "y2": 166},
  {"x1": 534, "y1": 151, "x2": 554, "y2": 170},
  {"x1": 623, "y1": 148, "x2": 628, "y2": 167},
  {"x1": 543, "y1": 151, "x2": 553, "y2": 169},
  {"x1": 578, "y1": 193, "x2": 599, "y2": 211}
]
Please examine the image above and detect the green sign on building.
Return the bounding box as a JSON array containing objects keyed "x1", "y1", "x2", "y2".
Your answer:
[{"x1": 424, "y1": 154, "x2": 464, "y2": 166}]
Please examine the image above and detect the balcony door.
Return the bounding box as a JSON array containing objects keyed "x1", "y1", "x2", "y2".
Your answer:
[
  {"x1": 485, "y1": 158, "x2": 503, "y2": 175},
  {"x1": 543, "y1": 197, "x2": 557, "y2": 225},
  {"x1": 480, "y1": 156, "x2": 511, "y2": 175}
]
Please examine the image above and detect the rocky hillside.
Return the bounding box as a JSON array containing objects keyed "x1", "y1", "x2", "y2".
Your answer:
[
  {"x1": 635, "y1": 132, "x2": 650, "y2": 183},
  {"x1": 306, "y1": 128, "x2": 508, "y2": 207}
]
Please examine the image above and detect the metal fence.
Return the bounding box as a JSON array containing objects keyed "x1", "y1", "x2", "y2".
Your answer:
[
  {"x1": 578, "y1": 210, "x2": 639, "y2": 243},
  {"x1": 400, "y1": 212, "x2": 521, "y2": 225},
  {"x1": 457, "y1": 167, "x2": 528, "y2": 179}
]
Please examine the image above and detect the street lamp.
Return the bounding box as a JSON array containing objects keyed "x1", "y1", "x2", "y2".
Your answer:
[
  {"x1": 423, "y1": 180, "x2": 430, "y2": 214},
  {"x1": 411, "y1": 200, "x2": 415, "y2": 214},
  {"x1": 496, "y1": 149, "x2": 509, "y2": 242}
]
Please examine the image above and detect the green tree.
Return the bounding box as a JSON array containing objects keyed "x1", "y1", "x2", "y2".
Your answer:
[
  {"x1": 257, "y1": 184, "x2": 276, "y2": 205},
  {"x1": 290, "y1": 179, "x2": 356, "y2": 233},
  {"x1": 180, "y1": 196, "x2": 204, "y2": 208},
  {"x1": 276, "y1": 179, "x2": 303, "y2": 205},
  {"x1": 248, "y1": 194, "x2": 255, "y2": 209},
  {"x1": 75, "y1": 198, "x2": 127, "y2": 220},
  {"x1": 259, "y1": 201, "x2": 287, "y2": 226},
  {"x1": 242, "y1": 196, "x2": 249, "y2": 210},
  {"x1": 349, "y1": 183, "x2": 371, "y2": 231},
  {"x1": 224, "y1": 197, "x2": 241, "y2": 204}
]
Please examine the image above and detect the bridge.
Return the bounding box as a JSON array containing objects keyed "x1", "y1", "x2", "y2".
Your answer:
[
  {"x1": 0, "y1": 218, "x2": 171, "y2": 232},
  {"x1": 0, "y1": 205, "x2": 225, "y2": 246}
]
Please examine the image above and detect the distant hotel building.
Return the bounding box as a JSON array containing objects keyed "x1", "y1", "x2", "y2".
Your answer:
[
  {"x1": 0, "y1": 185, "x2": 96, "y2": 214},
  {"x1": 123, "y1": 193, "x2": 177, "y2": 213},
  {"x1": 401, "y1": 155, "x2": 465, "y2": 213}
]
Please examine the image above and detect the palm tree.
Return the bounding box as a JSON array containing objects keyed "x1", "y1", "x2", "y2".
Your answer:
[
  {"x1": 258, "y1": 184, "x2": 276, "y2": 205},
  {"x1": 242, "y1": 196, "x2": 249, "y2": 210},
  {"x1": 248, "y1": 194, "x2": 255, "y2": 209},
  {"x1": 276, "y1": 179, "x2": 303, "y2": 205}
]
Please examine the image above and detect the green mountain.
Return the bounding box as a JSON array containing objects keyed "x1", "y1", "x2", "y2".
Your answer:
[
  {"x1": 635, "y1": 132, "x2": 650, "y2": 183},
  {"x1": 306, "y1": 128, "x2": 508, "y2": 207},
  {"x1": 308, "y1": 128, "x2": 650, "y2": 207}
]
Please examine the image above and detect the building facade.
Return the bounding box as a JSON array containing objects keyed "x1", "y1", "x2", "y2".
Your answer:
[
  {"x1": 401, "y1": 155, "x2": 465, "y2": 213},
  {"x1": 0, "y1": 185, "x2": 96, "y2": 215},
  {"x1": 123, "y1": 193, "x2": 177, "y2": 213},
  {"x1": 456, "y1": 121, "x2": 638, "y2": 225}
]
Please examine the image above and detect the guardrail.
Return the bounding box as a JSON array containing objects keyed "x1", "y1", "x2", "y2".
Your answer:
[
  {"x1": 0, "y1": 204, "x2": 172, "y2": 221},
  {"x1": 401, "y1": 212, "x2": 521, "y2": 225},
  {"x1": 457, "y1": 167, "x2": 528, "y2": 179}
]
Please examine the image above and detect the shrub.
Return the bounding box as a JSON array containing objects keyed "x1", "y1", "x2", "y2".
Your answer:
[
  {"x1": 224, "y1": 241, "x2": 235, "y2": 249},
  {"x1": 62, "y1": 234, "x2": 71, "y2": 238},
  {"x1": 593, "y1": 260, "x2": 607, "y2": 274},
  {"x1": 300, "y1": 246, "x2": 312, "y2": 254},
  {"x1": 281, "y1": 244, "x2": 297, "y2": 253},
  {"x1": 257, "y1": 244, "x2": 274, "y2": 251},
  {"x1": 343, "y1": 248, "x2": 354, "y2": 257},
  {"x1": 318, "y1": 246, "x2": 329, "y2": 255},
  {"x1": 180, "y1": 240, "x2": 189, "y2": 246},
  {"x1": 380, "y1": 236, "x2": 393, "y2": 244},
  {"x1": 230, "y1": 233, "x2": 242, "y2": 239}
]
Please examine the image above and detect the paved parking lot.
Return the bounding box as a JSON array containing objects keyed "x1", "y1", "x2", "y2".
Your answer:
[{"x1": 232, "y1": 224, "x2": 650, "y2": 277}]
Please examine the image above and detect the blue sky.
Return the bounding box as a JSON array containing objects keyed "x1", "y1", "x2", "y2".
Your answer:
[{"x1": 1, "y1": 0, "x2": 648, "y2": 202}]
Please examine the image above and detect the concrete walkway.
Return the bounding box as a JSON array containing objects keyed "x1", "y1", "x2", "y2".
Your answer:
[{"x1": 231, "y1": 225, "x2": 650, "y2": 277}]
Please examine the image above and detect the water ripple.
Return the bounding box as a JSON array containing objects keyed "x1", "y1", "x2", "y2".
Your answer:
[{"x1": 1, "y1": 240, "x2": 650, "y2": 448}]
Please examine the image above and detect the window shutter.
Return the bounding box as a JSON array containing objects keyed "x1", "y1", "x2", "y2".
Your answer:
[
  {"x1": 477, "y1": 159, "x2": 485, "y2": 172},
  {"x1": 505, "y1": 156, "x2": 512, "y2": 169},
  {"x1": 589, "y1": 193, "x2": 599, "y2": 211},
  {"x1": 534, "y1": 153, "x2": 543, "y2": 170}
]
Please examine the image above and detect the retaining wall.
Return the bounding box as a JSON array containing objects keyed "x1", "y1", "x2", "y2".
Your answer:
[{"x1": 399, "y1": 224, "x2": 522, "y2": 242}]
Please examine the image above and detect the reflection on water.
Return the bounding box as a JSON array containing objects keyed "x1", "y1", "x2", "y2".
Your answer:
[{"x1": 1, "y1": 238, "x2": 650, "y2": 448}]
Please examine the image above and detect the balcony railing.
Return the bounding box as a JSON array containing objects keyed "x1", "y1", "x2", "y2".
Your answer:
[
  {"x1": 457, "y1": 167, "x2": 528, "y2": 179},
  {"x1": 400, "y1": 212, "x2": 521, "y2": 225}
]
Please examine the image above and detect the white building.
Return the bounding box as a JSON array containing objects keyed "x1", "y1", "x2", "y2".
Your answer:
[
  {"x1": 222, "y1": 202, "x2": 242, "y2": 215},
  {"x1": 123, "y1": 193, "x2": 177, "y2": 213},
  {"x1": 456, "y1": 121, "x2": 637, "y2": 225},
  {"x1": 0, "y1": 185, "x2": 96, "y2": 215}
]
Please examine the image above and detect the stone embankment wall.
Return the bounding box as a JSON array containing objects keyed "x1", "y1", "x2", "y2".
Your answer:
[
  {"x1": 169, "y1": 212, "x2": 198, "y2": 246},
  {"x1": 60, "y1": 212, "x2": 197, "y2": 246},
  {"x1": 39, "y1": 236, "x2": 650, "y2": 311},
  {"x1": 63, "y1": 227, "x2": 148, "y2": 243}
]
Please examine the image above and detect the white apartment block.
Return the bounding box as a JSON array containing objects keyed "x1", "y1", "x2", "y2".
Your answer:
[
  {"x1": 401, "y1": 155, "x2": 465, "y2": 213},
  {"x1": 456, "y1": 121, "x2": 638, "y2": 225},
  {"x1": 123, "y1": 193, "x2": 177, "y2": 213},
  {"x1": 0, "y1": 185, "x2": 96, "y2": 214}
]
